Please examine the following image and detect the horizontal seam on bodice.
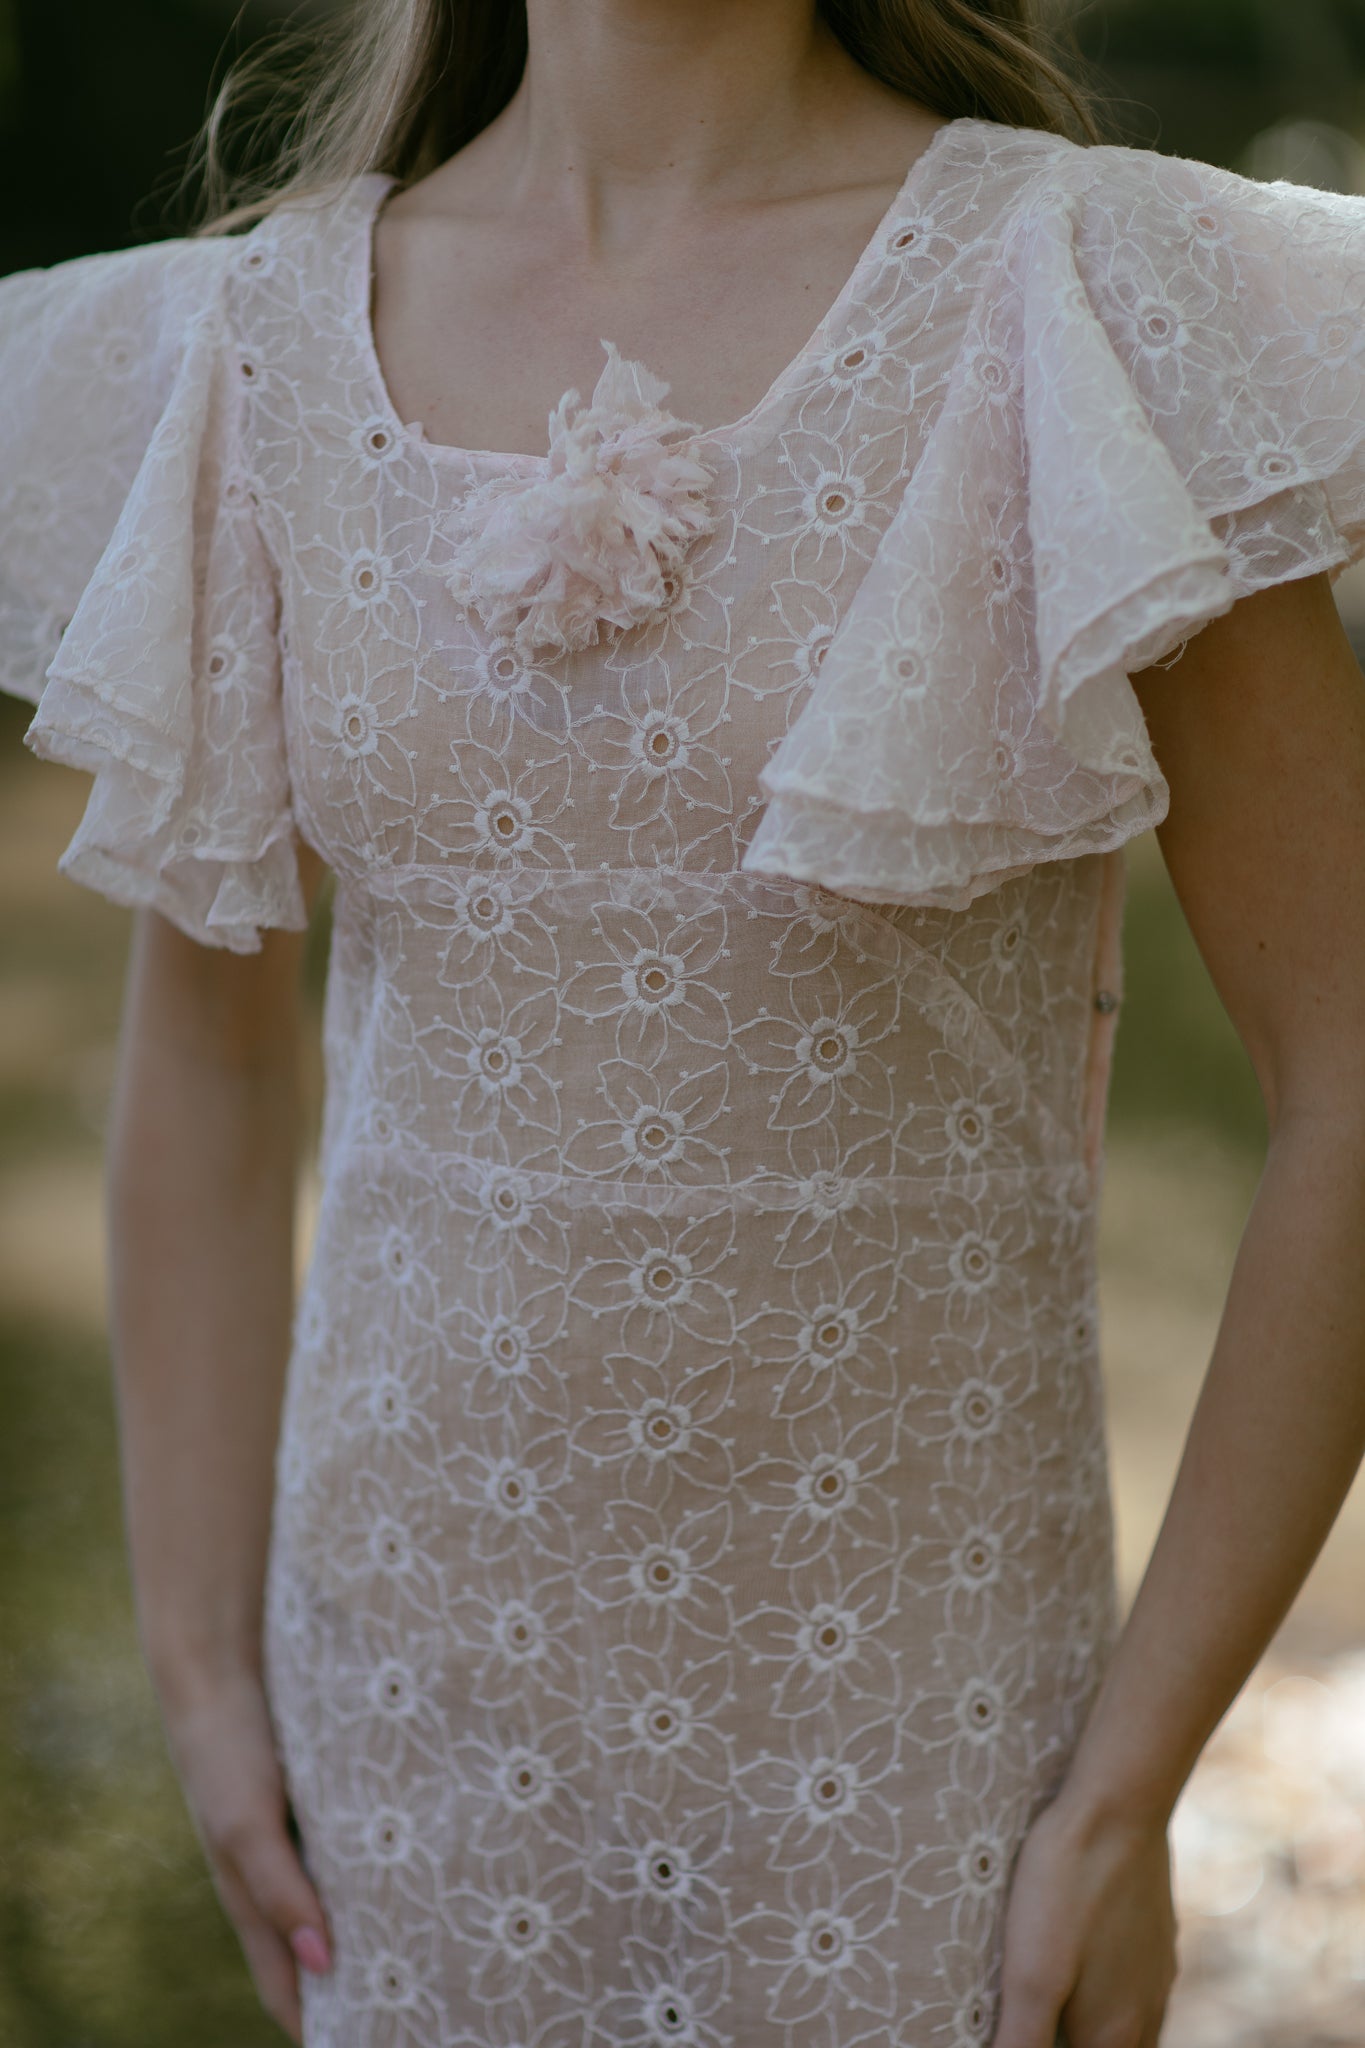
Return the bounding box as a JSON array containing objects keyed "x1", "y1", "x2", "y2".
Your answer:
[{"x1": 328, "y1": 1136, "x2": 1092, "y2": 1195}]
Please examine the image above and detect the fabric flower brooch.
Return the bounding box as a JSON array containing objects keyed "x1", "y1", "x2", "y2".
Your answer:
[{"x1": 442, "y1": 340, "x2": 720, "y2": 660}]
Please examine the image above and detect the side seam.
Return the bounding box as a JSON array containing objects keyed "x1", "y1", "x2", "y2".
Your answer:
[{"x1": 1082, "y1": 844, "x2": 1128, "y2": 1193}]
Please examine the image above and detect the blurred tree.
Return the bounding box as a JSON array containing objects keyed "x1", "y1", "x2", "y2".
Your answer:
[
  {"x1": 0, "y1": 0, "x2": 18, "y2": 117},
  {"x1": 0, "y1": 0, "x2": 273, "y2": 269},
  {"x1": 1075, "y1": 0, "x2": 1365, "y2": 159}
]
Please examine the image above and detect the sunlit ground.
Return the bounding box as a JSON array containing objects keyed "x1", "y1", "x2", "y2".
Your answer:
[{"x1": 2, "y1": 640, "x2": 1363, "y2": 2041}]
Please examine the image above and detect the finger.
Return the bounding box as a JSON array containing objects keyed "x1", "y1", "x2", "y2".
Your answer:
[
  {"x1": 229, "y1": 1807, "x2": 333, "y2": 1966},
  {"x1": 990, "y1": 1974, "x2": 1066, "y2": 2048},
  {"x1": 215, "y1": 1860, "x2": 306, "y2": 2046}
]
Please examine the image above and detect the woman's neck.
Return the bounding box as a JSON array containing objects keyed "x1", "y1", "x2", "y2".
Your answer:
[{"x1": 468, "y1": 1, "x2": 906, "y2": 247}]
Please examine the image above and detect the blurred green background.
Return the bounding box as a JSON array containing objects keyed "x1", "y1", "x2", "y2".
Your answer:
[{"x1": 2, "y1": 3, "x2": 1364, "y2": 2043}]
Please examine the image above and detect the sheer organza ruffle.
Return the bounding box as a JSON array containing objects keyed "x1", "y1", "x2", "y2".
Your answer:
[
  {"x1": 744, "y1": 152, "x2": 1365, "y2": 908},
  {"x1": 0, "y1": 238, "x2": 304, "y2": 949}
]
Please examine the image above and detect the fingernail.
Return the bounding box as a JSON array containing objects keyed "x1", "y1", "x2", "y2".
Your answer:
[{"x1": 290, "y1": 1926, "x2": 332, "y2": 1973}]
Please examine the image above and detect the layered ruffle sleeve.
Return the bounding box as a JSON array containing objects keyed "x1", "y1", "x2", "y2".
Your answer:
[
  {"x1": 0, "y1": 234, "x2": 307, "y2": 951},
  {"x1": 743, "y1": 145, "x2": 1365, "y2": 909}
]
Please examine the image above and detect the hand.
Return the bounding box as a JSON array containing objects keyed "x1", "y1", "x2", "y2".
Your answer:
[
  {"x1": 991, "y1": 1791, "x2": 1179, "y2": 2048},
  {"x1": 156, "y1": 1661, "x2": 333, "y2": 2043}
]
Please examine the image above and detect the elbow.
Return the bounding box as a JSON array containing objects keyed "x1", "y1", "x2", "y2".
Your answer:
[{"x1": 1258, "y1": 1046, "x2": 1365, "y2": 1156}]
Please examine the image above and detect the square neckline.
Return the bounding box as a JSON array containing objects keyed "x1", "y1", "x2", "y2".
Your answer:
[{"x1": 351, "y1": 115, "x2": 989, "y2": 473}]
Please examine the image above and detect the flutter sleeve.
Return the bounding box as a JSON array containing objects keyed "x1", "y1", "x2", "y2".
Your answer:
[
  {"x1": 0, "y1": 234, "x2": 307, "y2": 951},
  {"x1": 741, "y1": 145, "x2": 1365, "y2": 910}
]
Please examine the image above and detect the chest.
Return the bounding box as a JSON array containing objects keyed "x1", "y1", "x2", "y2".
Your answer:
[
  {"x1": 369, "y1": 181, "x2": 932, "y2": 462},
  {"x1": 237, "y1": 177, "x2": 983, "y2": 881},
  {"x1": 259, "y1": 431, "x2": 919, "y2": 879}
]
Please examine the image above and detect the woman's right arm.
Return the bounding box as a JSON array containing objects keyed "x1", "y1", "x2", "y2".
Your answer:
[{"x1": 106, "y1": 838, "x2": 332, "y2": 2043}]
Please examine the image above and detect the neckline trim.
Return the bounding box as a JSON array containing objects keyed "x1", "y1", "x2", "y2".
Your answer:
[{"x1": 350, "y1": 115, "x2": 990, "y2": 474}]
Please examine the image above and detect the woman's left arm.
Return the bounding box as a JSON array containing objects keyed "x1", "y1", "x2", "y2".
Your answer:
[{"x1": 992, "y1": 567, "x2": 1365, "y2": 2048}]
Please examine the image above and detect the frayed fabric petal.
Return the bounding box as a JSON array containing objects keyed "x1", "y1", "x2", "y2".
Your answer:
[{"x1": 441, "y1": 341, "x2": 720, "y2": 660}]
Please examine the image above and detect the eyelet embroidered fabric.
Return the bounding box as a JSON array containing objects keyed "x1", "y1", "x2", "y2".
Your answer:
[{"x1": 3, "y1": 118, "x2": 1364, "y2": 2048}]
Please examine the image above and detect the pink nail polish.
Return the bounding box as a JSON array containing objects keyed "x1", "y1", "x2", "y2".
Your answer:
[{"x1": 290, "y1": 1926, "x2": 332, "y2": 1973}]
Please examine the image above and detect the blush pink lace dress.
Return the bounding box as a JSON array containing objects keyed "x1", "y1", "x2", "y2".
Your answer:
[{"x1": 3, "y1": 117, "x2": 1364, "y2": 2048}]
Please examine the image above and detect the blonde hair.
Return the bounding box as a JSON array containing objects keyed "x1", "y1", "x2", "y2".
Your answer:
[{"x1": 190, "y1": 0, "x2": 1105, "y2": 236}]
